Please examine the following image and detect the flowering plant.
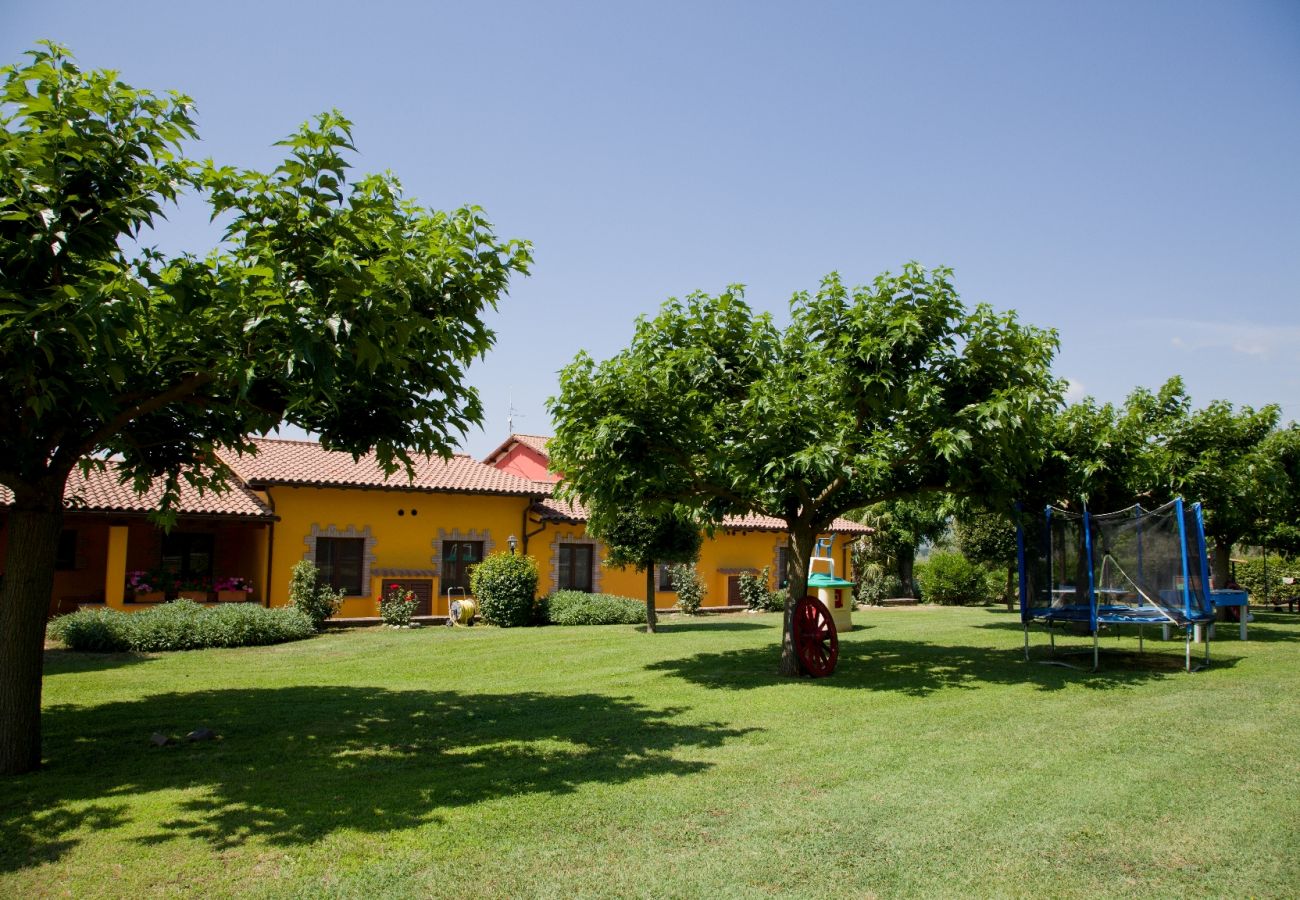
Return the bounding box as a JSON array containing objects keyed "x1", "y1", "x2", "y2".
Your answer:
[
  {"x1": 126, "y1": 570, "x2": 157, "y2": 594},
  {"x1": 215, "y1": 576, "x2": 253, "y2": 593},
  {"x1": 380, "y1": 583, "x2": 418, "y2": 627}
]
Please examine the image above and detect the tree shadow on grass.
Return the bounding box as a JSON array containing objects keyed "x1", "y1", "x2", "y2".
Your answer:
[
  {"x1": 646, "y1": 634, "x2": 1238, "y2": 696},
  {"x1": 0, "y1": 687, "x2": 754, "y2": 871},
  {"x1": 41, "y1": 647, "x2": 158, "y2": 675},
  {"x1": 642, "y1": 620, "x2": 774, "y2": 634}
]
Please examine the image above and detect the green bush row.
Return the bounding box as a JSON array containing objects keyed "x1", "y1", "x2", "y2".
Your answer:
[
  {"x1": 547, "y1": 591, "x2": 647, "y2": 626},
  {"x1": 48, "y1": 600, "x2": 315, "y2": 652}
]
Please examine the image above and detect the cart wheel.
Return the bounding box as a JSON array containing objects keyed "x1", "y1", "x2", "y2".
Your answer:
[{"x1": 793, "y1": 595, "x2": 838, "y2": 677}]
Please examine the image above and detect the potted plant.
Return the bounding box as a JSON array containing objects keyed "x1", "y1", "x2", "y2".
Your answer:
[
  {"x1": 126, "y1": 570, "x2": 164, "y2": 603},
  {"x1": 213, "y1": 576, "x2": 253, "y2": 602},
  {"x1": 175, "y1": 575, "x2": 210, "y2": 603}
]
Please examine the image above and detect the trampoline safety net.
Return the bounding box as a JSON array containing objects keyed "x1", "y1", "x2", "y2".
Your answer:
[{"x1": 1018, "y1": 499, "x2": 1215, "y2": 628}]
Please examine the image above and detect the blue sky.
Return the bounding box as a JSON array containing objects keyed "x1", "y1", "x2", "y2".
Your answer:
[{"x1": 6, "y1": 1, "x2": 1298, "y2": 457}]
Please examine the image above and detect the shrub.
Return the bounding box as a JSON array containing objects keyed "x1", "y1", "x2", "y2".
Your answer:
[
  {"x1": 380, "y1": 583, "x2": 418, "y2": 627},
  {"x1": 288, "y1": 559, "x2": 344, "y2": 631},
  {"x1": 547, "y1": 591, "x2": 647, "y2": 626},
  {"x1": 48, "y1": 601, "x2": 314, "y2": 652},
  {"x1": 767, "y1": 587, "x2": 789, "y2": 612},
  {"x1": 670, "y1": 564, "x2": 705, "y2": 615},
  {"x1": 738, "y1": 568, "x2": 771, "y2": 611},
  {"x1": 914, "y1": 551, "x2": 990, "y2": 606},
  {"x1": 1234, "y1": 556, "x2": 1300, "y2": 605},
  {"x1": 470, "y1": 552, "x2": 539, "y2": 628},
  {"x1": 857, "y1": 562, "x2": 906, "y2": 605}
]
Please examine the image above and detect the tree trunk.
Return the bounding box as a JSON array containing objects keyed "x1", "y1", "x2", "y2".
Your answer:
[
  {"x1": 897, "y1": 548, "x2": 916, "y2": 599},
  {"x1": 644, "y1": 563, "x2": 657, "y2": 633},
  {"x1": 0, "y1": 498, "x2": 64, "y2": 775},
  {"x1": 779, "y1": 527, "x2": 818, "y2": 676},
  {"x1": 1213, "y1": 539, "x2": 1232, "y2": 588},
  {"x1": 1004, "y1": 564, "x2": 1016, "y2": 611}
]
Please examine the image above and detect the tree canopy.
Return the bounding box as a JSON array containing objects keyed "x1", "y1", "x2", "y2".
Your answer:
[
  {"x1": 0, "y1": 44, "x2": 531, "y2": 774},
  {"x1": 591, "y1": 507, "x2": 702, "y2": 632},
  {"x1": 548, "y1": 263, "x2": 1061, "y2": 674}
]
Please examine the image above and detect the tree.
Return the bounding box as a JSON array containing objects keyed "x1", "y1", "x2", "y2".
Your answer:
[
  {"x1": 1252, "y1": 426, "x2": 1300, "y2": 555},
  {"x1": 592, "y1": 508, "x2": 702, "y2": 632},
  {"x1": 1162, "y1": 398, "x2": 1282, "y2": 584},
  {"x1": 852, "y1": 497, "x2": 949, "y2": 599},
  {"x1": 1028, "y1": 378, "x2": 1190, "y2": 513},
  {"x1": 953, "y1": 502, "x2": 1018, "y2": 608},
  {"x1": 548, "y1": 264, "x2": 1060, "y2": 675},
  {"x1": 0, "y1": 45, "x2": 531, "y2": 774}
]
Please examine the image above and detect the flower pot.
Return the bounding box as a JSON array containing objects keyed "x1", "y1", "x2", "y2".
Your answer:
[
  {"x1": 177, "y1": 590, "x2": 208, "y2": 602},
  {"x1": 133, "y1": 591, "x2": 165, "y2": 604},
  {"x1": 216, "y1": 590, "x2": 251, "y2": 603}
]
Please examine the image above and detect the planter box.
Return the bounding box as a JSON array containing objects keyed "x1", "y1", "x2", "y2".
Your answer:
[
  {"x1": 132, "y1": 591, "x2": 166, "y2": 604},
  {"x1": 176, "y1": 590, "x2": 209, "y2": 602},
  {"x1": 215, "y1": 590, "x2": 252, "y2": 603}
]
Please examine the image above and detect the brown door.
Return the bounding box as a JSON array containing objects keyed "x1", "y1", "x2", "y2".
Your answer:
[
  {"x1": 727, "y1": 576, "x2": 742, "y2": 606},
  {"x1": 385, "y1": 578, "x2": 434, "y2": 616}
]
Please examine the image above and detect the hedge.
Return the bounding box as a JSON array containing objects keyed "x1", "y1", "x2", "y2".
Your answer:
[
  {"x1": 48, "y1": 600, "x2": 315, "y2": 652},
  {"x1": 547, "y1": 591, "x2": 647, "y2": 626}
]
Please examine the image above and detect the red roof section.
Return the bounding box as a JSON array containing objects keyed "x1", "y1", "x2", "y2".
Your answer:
[
  {"x1": 0, "y1": 463, "x2": 274, "y2": 519},
  {"x1": 222, "y1": 437, "x2": 542, "y2": 496},
  {"x1": 481, "y1": 433, "x2": 552, "y2": 464}
]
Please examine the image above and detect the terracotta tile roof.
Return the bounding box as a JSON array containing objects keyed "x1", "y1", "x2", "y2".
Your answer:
[
  {"x1": 721, "y1": 513, "x2": 873, "y2": 536},
  {"x1": 481, "y1": 433, "x2": 553, "y2": 464},
  {"x1": 222, "y1": 437, "x2": 542, "y2": 496},
  {"x1": 0, "y1": 463, "x2": 274, "y2": 520},
  {"x1": 529, "y1": 497, "x2": 871, "y2": 535}
]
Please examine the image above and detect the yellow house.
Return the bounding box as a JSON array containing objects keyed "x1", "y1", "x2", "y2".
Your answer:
[
  {"x1": 0, "y1": 464, "x2": 275, "y2": 614},
  {"x1": 220, "y1": 438, "x2": 541, "y2": 619},
  {"x1": 3, "y1": 435, "x2": 868, "y2": 620},
  {"x1": 484, "y1": 433, "x2": 868, "y2": 610},
  {"x1": 526, "y1": 495, "x2": 865, "y2": 610}
]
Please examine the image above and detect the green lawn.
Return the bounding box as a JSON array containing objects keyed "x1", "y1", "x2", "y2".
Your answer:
[{"x1": 4, "y1": 606, "x2": 1299, "y2": 898}]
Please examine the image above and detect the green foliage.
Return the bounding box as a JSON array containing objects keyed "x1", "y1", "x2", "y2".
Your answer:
[
  {"x1": 593, "y1": 508, "x2": 701, "y2": 572},
  {"x1": 288, "y1": 560, "x2": 344, "y2": 631},
  {"x1": 548, "y1": 264, "x2": 1060, "y2": 665},
  {"x1": 47, "y1": 601, "x2": 314, "y2": 652},
  {"x1": 546, "y1": 591, "x2": 647, "y2": 626},
  {"x1": 670, "y1": 565, "x2": 706, "y2": 615},
  {"x1": 470, "y1": 552, "x2": 539, "y2": 628},
  {"x1": 914, "y1": 552, "x2": 992, "y2": 606},
  {"x1": 1165, "y1": 398, "x2": 1283, "y2": 567},
  {"x1": 953, "y1": 505, "x2": 1016, "y2": 568},
  {"x1": 1, "y1": 42, "x2": 532, "y2": 512},
  {"x1": 851, "y1": 497, "x2": 949, "y2": 596},
  {"x1": 379, "y1": 583, "x2": 418, "y2": 628},
  {"x1": 0, "y1": 43, "x2": 531, "y2": 770},
  {"x1": 857, "y1": 561, "x2": 906, "y2": 605},
  {"x1": 738, "y1": 568, "x2": 784, "y2": 612},
  {"x1": 1233, "y1": 557, "x2": 1300, "y2": 605}
]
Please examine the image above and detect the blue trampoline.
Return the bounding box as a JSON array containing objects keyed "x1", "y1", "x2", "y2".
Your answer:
[{"x1": 1017, "y1": 498, "x2": 1217, "y2": 671}]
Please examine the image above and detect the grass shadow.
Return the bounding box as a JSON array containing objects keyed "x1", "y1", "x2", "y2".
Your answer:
[
  {"x1": 644, "y1": 620, "x2": 773, "y2": 634},
  {"x1": 0, "y1": 687, "x2": 754, "y2": 871},
  {"x1": 647, "y1": 633, "x2": 1240, "y2": 696},
  {"x1": 41, "y1": 647, "x2": 158, "y2": 675}
]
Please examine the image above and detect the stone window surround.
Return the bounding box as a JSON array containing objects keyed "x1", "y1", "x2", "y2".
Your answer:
[
  {"x1": 302, "y1": 524, "x2": 377, "y2": 597},
  {"x1": 551, "y1": 531, "x2": 603, "y2": 593},
  {"x1": 431, "y1": 528, "x2": 495, "y2": 578}
]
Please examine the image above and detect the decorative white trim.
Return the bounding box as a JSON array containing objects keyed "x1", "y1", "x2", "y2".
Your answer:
[{"x1": 550, "y1": 531, "x2": 603, "y2": 593}]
